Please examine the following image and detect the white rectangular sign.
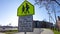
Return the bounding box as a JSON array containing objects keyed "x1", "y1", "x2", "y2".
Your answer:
[{"x1": 18, "y1": 15, "x2": 33, "y2": 32}]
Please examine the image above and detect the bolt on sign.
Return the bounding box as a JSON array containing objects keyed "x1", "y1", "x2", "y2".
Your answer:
[{"x1": 17, "y1": 0, "x2": 35, "y2": 16}]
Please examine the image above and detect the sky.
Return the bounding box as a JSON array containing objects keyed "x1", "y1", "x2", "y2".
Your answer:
[{"x1": 0, "y1": 0, "x2": 60, "y2": 26}]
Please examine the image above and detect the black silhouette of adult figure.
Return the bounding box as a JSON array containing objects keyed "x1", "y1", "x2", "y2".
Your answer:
[{"x1": 26, "y1": 3, "x2": 29, "y2": 13}]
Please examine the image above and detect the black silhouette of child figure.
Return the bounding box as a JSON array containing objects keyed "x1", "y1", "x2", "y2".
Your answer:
[{"x1": 22, "y1": 3, "x2": 29, "y2": 14}]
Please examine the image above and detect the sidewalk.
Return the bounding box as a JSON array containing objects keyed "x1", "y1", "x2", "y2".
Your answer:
[{"x1": 41, "y1": 28, "x2": 54, "y2": 34}]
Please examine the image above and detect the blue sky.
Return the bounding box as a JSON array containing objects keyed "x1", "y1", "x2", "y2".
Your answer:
[{"x1": 0, "y1": 0, "x2": 60, "y2": 26}]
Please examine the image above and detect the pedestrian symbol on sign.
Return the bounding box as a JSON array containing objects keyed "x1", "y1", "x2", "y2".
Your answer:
[
  {"x1": 17, "y1": 0, "x2": 34, "y2": 16},
  {"x1": 22, "y1": 3, "x2": 30, "y2": 14}
]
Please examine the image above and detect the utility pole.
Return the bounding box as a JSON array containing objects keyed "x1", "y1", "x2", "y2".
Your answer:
[
  {"x1": 45, "y1": 4, "x2": 51, "y2": 24},
  {"x1": 48, "y1": 11, "x2": 50, "y2": 23},
  {"x1": 52, "y1": 1, "x2": 57, "y2": 29},
  {"x1": 48, "y1": 11, "x2": 51, "y2": 28}
]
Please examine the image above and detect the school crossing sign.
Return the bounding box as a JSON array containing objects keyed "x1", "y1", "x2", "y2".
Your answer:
[{"x1": 17, "y1": 0, "x2": 35, "y2": 16}]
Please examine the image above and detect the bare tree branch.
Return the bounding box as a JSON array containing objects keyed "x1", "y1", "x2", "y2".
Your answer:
[
  {"x1": 51, "y1": 0, "x2": 60, "y2": 6},
  {"x1": 54, "y1": 0, "x2": 60, "y2": 6},
  {"x1": 35, "y1": 0, "x2": 60, "y2": 6}
]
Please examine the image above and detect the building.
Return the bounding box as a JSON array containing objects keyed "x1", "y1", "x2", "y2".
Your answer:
[
  {"x1": 0, "y1": 20, "x2": 53, "y2": 32},
  {"x1": 33, "y1": 20, "x2": 53, "y2": 28},
  {"x1": 0, "y1": 26, "x2": 17, "y2": 32}
]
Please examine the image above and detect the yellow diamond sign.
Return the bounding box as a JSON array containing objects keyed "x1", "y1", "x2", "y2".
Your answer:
[{"x1": 17, "y1": 1, "x2": 35, "y2": 16}]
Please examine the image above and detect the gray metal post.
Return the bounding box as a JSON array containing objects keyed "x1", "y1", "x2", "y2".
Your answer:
[{"x1": 25, "y1": 32, "x2": 26, "y2": 34}]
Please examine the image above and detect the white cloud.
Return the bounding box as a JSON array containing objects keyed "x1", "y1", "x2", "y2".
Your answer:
[
  {"x1": 7, "y1": 16, "x2": 18, "y2": 26},
  {"x1": 0, "y1": 21, "x2": 2, "y2": 26}
]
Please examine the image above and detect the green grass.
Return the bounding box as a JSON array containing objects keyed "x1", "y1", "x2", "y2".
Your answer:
[
  {"x1": 53, "y1": 30, "x2": 60, "y2": 34},
  {"x1": 50, "y1": 28, "x2": 60, "y2": 34},
  {"x1": 45, "y1": 28, "x2": 60, "y2": 34},
  {"x1": 6, "y1": 32, "x2": 14, "y2": 34},
  {"x1": 3, "y1": 30, "x2": 18, "y2": 34}
]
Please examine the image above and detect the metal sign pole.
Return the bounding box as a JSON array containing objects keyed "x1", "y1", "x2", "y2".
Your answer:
[{"x1": 25, "y1": 32, "x2": 26, "y2": 34}]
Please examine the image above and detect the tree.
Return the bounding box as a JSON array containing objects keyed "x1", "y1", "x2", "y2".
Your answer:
[
  {"x1": 34, "y1": 0, "x2": 60, "y2": 6},
  {"x1": 34, "y1": 0, "x2": 60, "y2": 24},
  {"x1": 34, "y1": 0, "x2": 60, "y2": 31},
  {"x1": 42, "y1": 21, "x2": 47, "y2": 28}
]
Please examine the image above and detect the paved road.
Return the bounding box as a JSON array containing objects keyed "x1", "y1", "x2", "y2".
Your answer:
[{"x1": 14, "y1": 28, "x2": 54, "y2": 34}]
